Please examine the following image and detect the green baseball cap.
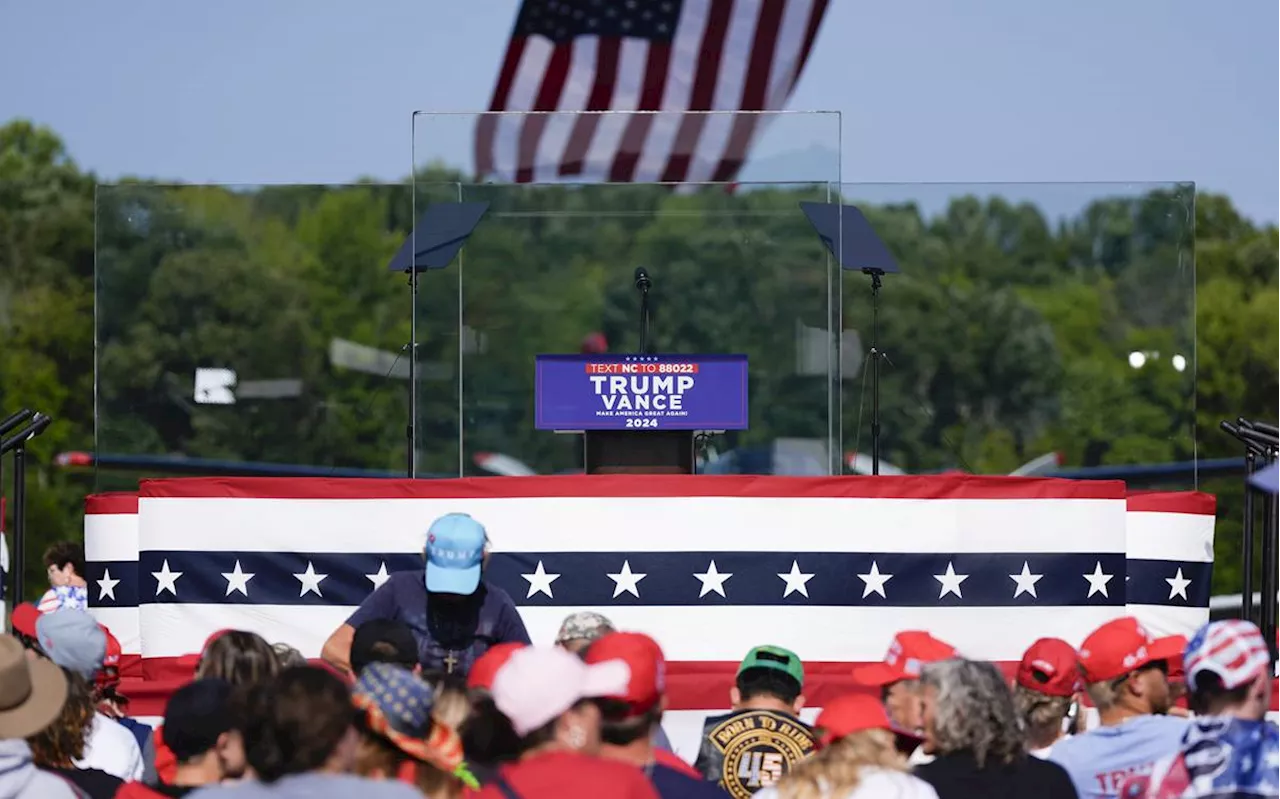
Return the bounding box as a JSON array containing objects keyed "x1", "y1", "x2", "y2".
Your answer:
[{"x1": 738, "y1": 645, "x2": 804, "y2": 687}]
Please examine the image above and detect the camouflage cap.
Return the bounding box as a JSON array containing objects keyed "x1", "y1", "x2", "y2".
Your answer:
[{"x1": 555, "y1": 611, "x2": 616, "y2": 644}]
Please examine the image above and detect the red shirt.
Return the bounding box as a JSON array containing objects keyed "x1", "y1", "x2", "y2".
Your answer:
[{"x1": 471, "y1": 751, "x2": 659, "y2": 799}]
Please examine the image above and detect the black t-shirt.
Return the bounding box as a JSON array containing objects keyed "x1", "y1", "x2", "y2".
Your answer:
[
  {"x1": 913, "y1": 750, "x2": 1079, "y2": 799},
  {"x1": 43, "y1": 766, "x2": 123, "y2": 799}
]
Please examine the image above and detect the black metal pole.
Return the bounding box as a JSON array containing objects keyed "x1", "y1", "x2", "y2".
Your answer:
[
  {"x1": 869, "y1": 270, "x2": 883, "y2": 476},
  {"x1": 407, "y1": 270, "x2": 417, "y2": 479},
  {"x1": 12, "y1": 445, "x2": 24, "y2": 604},
  {"x1": 1269, "y1": 450, "x2": 1280, "y2": 665},
  {"x1": 1243, "y1": 450, "x2": 1256, "y2": 622},
  {"x1": 1261, "y1": 453, "x2": 1278, "y2": 652}
]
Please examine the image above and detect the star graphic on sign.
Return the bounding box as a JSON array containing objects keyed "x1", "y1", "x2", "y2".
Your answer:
[
  {"x1": 777, "y1": 560, "x2": 815, "y2": 598},
  {"x1": 857, "y1": 561, "x2": 892, "y2": 598},
  {"x1": 1009, "y1": 561, "x2": 1044, "y2": 599},
  {"x1": 152, "y1": 559, "x2": 183, "y2": 596},
  {"x1": 97, "y1": 568, "x2": 120, "y2": 601},
  {"x1": 221, "y1": 560, "x2": 255, "y2": 596},
  {"x1": 1083, "y1": 561, "x2": 1114, "y2": 598},
  {"x1": 934, "y1": 561, "x2": 969, "y2": 599},
  {"x1": 694, "y1": 560, "x2": 732, "y2": 598},
  {"x1": 365, "y1": 562, "x2": 391, "y2": 589},
  {"x1": 522, "y1": 560, "x2": 561, "y2": 599},
  {"x1": 1165, "y1": 567, "x2": 1191, "y2": 601},
  {"x1": 608, "y1": 560, "x2": 647, "y2": 598},
  {"x1": 293, "y1": 561, "x2": 328, "y2": 597}
]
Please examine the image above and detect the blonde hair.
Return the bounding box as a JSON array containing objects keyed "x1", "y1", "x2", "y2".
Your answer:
[
  {"x1": 1085, "y1": 677, "x2": 1124, "y2": 712},
  {"x1": 353, "y1": 730, "x2": 462, "y2": 799},
  {"x1": 430, "y1": 682, "x2": 472, "y2": 731},
  {"x1": 772, "y1": 728, "x2": 903, "y2": 799},
  {"x1": 1011, "y1": 683, "x2": 1073, "y2": 746}
]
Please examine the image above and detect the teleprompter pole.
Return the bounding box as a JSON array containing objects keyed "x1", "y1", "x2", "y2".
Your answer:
[{"x1": 868, "y1": 270, "x2": 884, "y2": 476}]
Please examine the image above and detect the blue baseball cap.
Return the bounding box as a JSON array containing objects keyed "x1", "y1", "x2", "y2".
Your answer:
[{"x1": 424, "y1": 513, "x2": 486, "y2": 595}]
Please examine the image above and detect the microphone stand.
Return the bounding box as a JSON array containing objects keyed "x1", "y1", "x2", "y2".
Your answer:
[
  {"x1": 866, "y1": 269, "x2": 884, "y2": 475},
  {"x1": 635, "y1": 268, "x2": 652, "y2": 354}
]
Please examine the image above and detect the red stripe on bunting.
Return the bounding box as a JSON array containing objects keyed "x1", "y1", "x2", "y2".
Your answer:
[
  {"x1": 84, "y1": 492, "x2": 140, "y2": 515},
  {"x1": 1125, "y1": 491, "x2": 1218, "y2": 516},
  {"x1": 138, "y1": 474, "x2": 1127, "y2": 501}
]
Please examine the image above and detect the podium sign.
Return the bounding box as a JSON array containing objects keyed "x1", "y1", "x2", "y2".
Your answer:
[{"x1": 535, "y1": 354, "x2": 748, "y2": 431}]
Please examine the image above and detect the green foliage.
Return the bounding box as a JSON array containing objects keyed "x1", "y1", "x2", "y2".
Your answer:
[{"x1": 1, "y1": 121, "x2": 1276, "y2": 600}]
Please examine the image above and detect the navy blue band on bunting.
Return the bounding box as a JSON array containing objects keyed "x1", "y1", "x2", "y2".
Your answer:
[
  {"x1": 127, "y1": 551, "x2": 1130, "y2": 608},
  {"x1": 1125, "y1": 559, "x2": 1213, "y2": 607}
]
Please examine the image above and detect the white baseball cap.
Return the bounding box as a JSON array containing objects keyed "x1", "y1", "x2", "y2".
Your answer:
[{"x1": 491, "y1": 646, "x2": 630, "y2": 736}]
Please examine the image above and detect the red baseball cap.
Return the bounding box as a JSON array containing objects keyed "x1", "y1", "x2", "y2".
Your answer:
[
  {"x1": 583, "y1": 631, "x2": 665, "y2": 715},
  {"x1": 850, "y1": 631, "x2": 956, "y2": 687},
  {"x1": 1167, "y1": 654, "x2": 1185, "y2": 683},
  {"x1": 1016, "y1": 638, "x2": 1081, "y2": 698},
  {"x1": 10, "y1": 602, "x2": 39, "y2": 639},
  {"x1": 1078, "y1": 617, "x2": 1186, "y2": 683},
  {"x1": 468, "y1": 643, "x2": 526, "y2": 691},
  {"x1": 813, "y1": 693, "x2": 894, "y2": 749}
]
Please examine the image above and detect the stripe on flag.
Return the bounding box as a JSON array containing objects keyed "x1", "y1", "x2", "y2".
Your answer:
[{"x1": 474, "y1": 0, "x2": 830, "y2": 184}]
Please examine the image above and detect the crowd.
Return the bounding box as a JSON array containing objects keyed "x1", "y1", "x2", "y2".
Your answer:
[{"x1": 1, "y1": 516, "x2": 1277, "y2": 799}]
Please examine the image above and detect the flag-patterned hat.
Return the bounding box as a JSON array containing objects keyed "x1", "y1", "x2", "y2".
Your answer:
[{"x1": 352, "y1": 662, "x2": 463, "y2": 772}]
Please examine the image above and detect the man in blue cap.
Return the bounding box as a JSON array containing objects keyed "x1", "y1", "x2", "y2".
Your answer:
[{"x1": 321, "y1": 513, "x2": 530, "y2": 677}]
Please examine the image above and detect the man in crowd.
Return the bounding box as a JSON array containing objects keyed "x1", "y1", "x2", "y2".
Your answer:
[
  {"x1": 585, "y1": 631, "x2": 727, "y2": 796},
  {"x1": 349, "y1": 619, "x2": 419, "y2": 676},
  {"x1": 1125, "y1": 619, "x2": 1278, "y2": 799},
  {"x1": 556, "y1": 612, "x2": 616, "y2": 656},
  {"x1": 36, "y1": 608, "x2": 146, "y2": 781},
  {"x1": 321, "y1": 513, "x2": 530, "y2": 678},
  {"x1": 1048, "y1": 616, "x2": 1188, "y2": 799},
  {"x1": 38, "y1": 541, "x2": 89, "y2": 612},
  {"x1": 188, "y1": 666, "x2": 422, "y2": 798},
  {"x1": 1012, "y1": 637, "x2": 1082, "y2": 757},
  {"x1": 0, "y1": 633, "x2": 82, "y2": 797},
  {"x1": 850, "y1": 629, "x2": 956, "y2": 761},
  {"x1": 117, "y1": 679, "x2": 238, "y2": 797},
  {"x1": 693, "y1": 645, "x2": 815, "y2": 797}
]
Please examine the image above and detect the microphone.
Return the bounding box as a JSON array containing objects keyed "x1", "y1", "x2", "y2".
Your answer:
[{"x1": 634, "y1": 267, "x2": 652, "y2": 292}]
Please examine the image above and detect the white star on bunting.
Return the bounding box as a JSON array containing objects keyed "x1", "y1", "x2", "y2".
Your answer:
[
  {"x1": 293, "y1": 561, "x2": 328, "y2": 597},
  {"x1": 1165, "y1": 567, "x2": 1191, "y2": 601},
  {"x1": 934, "y1": 562, "x2": 969, "y2": 599},
  {"x1": 694, "y1": 560, "x2": 732, "y2": 598},
  {"x1": 857, "y1": 561, "x2": 892, "y2": 598},
  {"x1": 608, "y1": 560, "x2": 646, "y2": 598},
  {"x1": 1083, "y1": 561, "x2": 1114, "y2": 598},
  {"x1": 777, "y1": 560, "x2": 815, "y2": 598},
  {"x1": 1009, "y1": 561, "x2": 1043, "y2": 599},
  {"x1": 365, "y1": 562, "x2": 391, "y2": 589},
  {"x1": 221, "y1": 560, "x2": 255, "y2": 596},
  {"x1": 97, "y1": 568, "x2": 120, "y2": 601},
  {"x1": 522, "y1": 560, "x2": 561, "y2": 599},
  {"x1": 152, "y1": 560, "x2": 183, "y2": 596}
]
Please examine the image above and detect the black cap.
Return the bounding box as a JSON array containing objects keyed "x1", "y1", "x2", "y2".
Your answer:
[
  {"x1": 351, "y1": 619, "x2": 418, "y2": 675},
  {"x1": 386, "y1": 201, "x2": 491, "y2": 273},
  {"x1": 163, "y1": 679, "x2": 233, "y2": 761},
  {"x1": 799, "y1": 201, "x2": 900, "y2": 274}
]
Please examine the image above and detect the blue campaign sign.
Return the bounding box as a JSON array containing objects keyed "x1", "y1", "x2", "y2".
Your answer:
[{"x1": 535, "y1": 354, "x2": 749, "y2": 431}]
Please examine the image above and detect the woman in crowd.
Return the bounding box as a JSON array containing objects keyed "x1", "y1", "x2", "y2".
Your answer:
[
  {"x1": 151, "y1": 631, "x2": 281, "y2": 786},
  {"x1": 26, "y1": 666, "x2": 123, "y2": 798},
  {"x1": 351, "y1": 663, "x2": 471, "y2": 797},
  {"x1": 912, "y1": 659, "x2": 1078, "y2": 799},
  {"x1": 472, "y1": 646, "x2": 659, "y2": 798},
  {"x1": 758, "y1": 694, "x2": 938, "y2": 799},
  {"x1": 1010, "y1": 638, "x2": 1083, "y2": 758}
]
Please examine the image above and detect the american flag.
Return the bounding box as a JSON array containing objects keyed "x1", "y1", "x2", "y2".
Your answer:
[
  {"x1": 83, "y1": 475, "x2": 1221, "y2": 758},
  {"x1": 474, "y1": 0, "x2": 830, "y2": 183}
]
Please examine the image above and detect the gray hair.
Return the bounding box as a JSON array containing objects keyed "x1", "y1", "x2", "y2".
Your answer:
[{"x1": 920, "y1": 658, "x2": 1024, "y2": 767}]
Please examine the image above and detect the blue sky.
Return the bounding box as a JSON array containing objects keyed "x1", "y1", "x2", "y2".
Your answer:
[{"x1": 1, "y1": 0, "x2": 1276, "y2": 222}]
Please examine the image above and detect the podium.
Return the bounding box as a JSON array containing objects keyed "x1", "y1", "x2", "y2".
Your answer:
[{"x1": 535, "y1": 354, "x2": 749, "y2": 476}]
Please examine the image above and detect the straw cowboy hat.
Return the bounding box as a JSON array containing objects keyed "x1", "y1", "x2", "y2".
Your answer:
[{"x1": 0, "y1": 634, "x2": 67, "y2": 739}]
